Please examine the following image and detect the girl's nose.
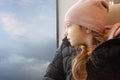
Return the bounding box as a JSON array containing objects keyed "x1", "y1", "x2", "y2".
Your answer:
[
  {"x1": 64, "y1": 26, "x2": 68, "y2": 37},
  {"x1": 64, "y1": 31, "x2": 68, "y2": 37}
]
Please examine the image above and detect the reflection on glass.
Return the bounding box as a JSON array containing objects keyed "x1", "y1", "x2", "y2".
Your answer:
[
  {"x1": 106, "y1": 0, "x2": 120, "y2": 5},
  {"x1": 109, "y1": 0, "x2": 115, "y2": 5},
  {"x1": 0, "y1": 0, "x2": 56, "y2": 80}
]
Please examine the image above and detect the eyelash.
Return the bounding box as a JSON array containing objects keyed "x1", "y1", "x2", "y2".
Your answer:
[{"x1": 66, "y1": 23, "x2": 72, "y2": 27}]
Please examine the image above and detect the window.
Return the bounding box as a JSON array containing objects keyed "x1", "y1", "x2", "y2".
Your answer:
[{"x1": 0, "y1": 0, "x2": 57, "y2": 80}]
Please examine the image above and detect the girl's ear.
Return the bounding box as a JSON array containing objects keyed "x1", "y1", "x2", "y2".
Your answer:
[{"x1": 85, "y1": 28, "x2": 92, "y2": 34}]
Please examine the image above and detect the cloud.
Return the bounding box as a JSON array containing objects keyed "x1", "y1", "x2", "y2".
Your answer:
[
  {"x1": 0, "y1": 1, "x2": 57, "y2": 80},
  {"x1": 18, "y1": 0, "x2": 45, "y2": 7},
  {"x1": 38, "y1": 14, "x2": 50, "y2": 21},
  {"x1": 0, "y1": 0, "x2": 6, "y2": 6},
  {"x1": 0, "y1": 39, "x2": 56, "y2": 80},
  {"x1": 0, "y1": 35, "x2": 56, "y2": 80},
  {"x1": 0, "y1": 53, "x2": 50, "y2": 80},
  {"x1": 0, "y1": 0, "x2": 34, "y2": 7},
  {"x1": 19, "y1": 0, "x2": 35, "y2": 6},
  {"x1": 8, "y1": 37, "x2": 56, "y2": 60},
  {"x1": 0, "y1": 13, "x2": 28, "y2": 37}
]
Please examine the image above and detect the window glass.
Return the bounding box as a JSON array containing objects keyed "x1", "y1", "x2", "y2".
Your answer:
[{"x1": 0, "y1": 0, "x2": 56, "y2": 80}]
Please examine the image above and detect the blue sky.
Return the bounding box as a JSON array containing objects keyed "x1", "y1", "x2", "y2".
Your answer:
[{"x1": 0, "y1": 0, "x2": 56, "y2": 80}]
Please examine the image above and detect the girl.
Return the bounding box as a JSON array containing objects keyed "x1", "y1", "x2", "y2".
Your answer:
[
  {"x1": 43, "y1": 0, "x2": 120, "y2": 80},
  {"x1": 64, "y1": 0, "x2": 120, "y2": 80}
]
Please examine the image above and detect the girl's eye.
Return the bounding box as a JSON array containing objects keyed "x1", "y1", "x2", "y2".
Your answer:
[{"x1": 66, "y1": 23, "x2": 72, "y2": 27}]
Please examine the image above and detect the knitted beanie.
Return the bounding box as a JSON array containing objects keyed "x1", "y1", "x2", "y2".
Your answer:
[{"x1": 65, "y1": 0, "x2": 109, "y2": 34}]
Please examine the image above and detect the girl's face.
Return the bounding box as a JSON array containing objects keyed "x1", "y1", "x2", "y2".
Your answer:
[{"x1": 65, "y1": 23, "x2": 88, "y2": 46}]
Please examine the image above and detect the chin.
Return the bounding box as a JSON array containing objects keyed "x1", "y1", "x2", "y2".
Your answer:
[{"x1": 70, "y1": 43, "x2": 74, "y2": 46}]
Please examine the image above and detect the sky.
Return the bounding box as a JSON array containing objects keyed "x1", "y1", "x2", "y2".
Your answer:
[{"x1": 0, "y1": 0, "x2": 56, "y2": 80}]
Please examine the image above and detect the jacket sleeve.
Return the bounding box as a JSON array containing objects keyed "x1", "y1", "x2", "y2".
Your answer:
[
  {"x1": 43, "y1": 49, "x2": 65, "y2": 80},
  {"x1": 43, "y1": 38, "x2": 70, "y2": 80}
]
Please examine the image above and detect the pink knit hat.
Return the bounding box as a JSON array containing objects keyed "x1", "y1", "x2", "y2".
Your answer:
[{"x1": 65, "y1": 0, "x2": 109, "y2": 35}]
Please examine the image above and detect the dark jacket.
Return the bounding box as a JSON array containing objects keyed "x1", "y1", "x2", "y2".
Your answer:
[
  {"x1": 43, "y1": 35, "x2": 120, "y2": 80},
  {"x1": 87, "y1": 34, "x2": 120, "y2": 80},
  {"x1": 43, "y1": 37, "x2": 75, "y2": 80}
]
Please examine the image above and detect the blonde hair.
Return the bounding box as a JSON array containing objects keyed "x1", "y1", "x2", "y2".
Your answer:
[{"x1": 72, "y1": 30, "x2": 105, "y2": 80}]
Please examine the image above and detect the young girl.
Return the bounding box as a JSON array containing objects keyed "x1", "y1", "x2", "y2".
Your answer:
[
  {"x1": 65, "y1": 0, "x2": 120, "y2": 80},
  {"x1": 43, "y1": 0, "x2": 120, "y2": 80}
]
